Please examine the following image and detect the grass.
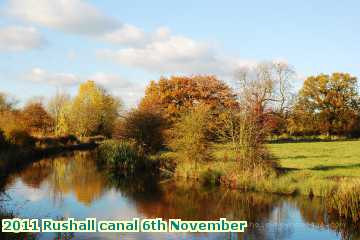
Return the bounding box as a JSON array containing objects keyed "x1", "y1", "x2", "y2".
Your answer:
[
  {"x1": 267, "y1": 141, "x2": 360, "y2": 196},
  {"x1": 169, "y1": 140, "x2": 360, "y2": 222}
]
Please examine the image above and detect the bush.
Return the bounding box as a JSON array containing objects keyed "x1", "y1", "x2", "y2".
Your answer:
[
  {"x1": 200, "y1": 169, "x2": 222, "y2": 186},
  {"x1": 114, "y1": 109, "x2": 166, "y2": 153},
  {"x1": 168, "y1": 104, "x2": 212, "y2": 171},
  {"x1": 5, "y1": 130, "x2": 35, "y2": 148},
  {"x1": 97, "y1": 140, "x2": 148, "y2": 175}
]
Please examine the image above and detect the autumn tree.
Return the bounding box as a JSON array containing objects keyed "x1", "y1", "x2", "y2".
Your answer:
[
  {"x1": 114, "y1": 109, "x2": 167, "y2": 153},
  {"x1": 0, "y1": 92, "x2": 16, "y2": 112},
  {"x1": 60, "y1": 81, "x2": 122, "y2": 137},
  {"x1": 139, "y1": 75, "x2": 238, "y2": 122},
  {"x1": 289, "y1": 73, "x2": 360, "y2": 136},
  {"x1": 22, "y1": 101, "x2": 54, "y2": 136},
  {"x1": 47, "y1": 91, "x2": 71, "y2": 136},
  {"x1": 234, "y1": 62, "x2": 295, "y2": 138},
  {"x1": 168, "y1": 104, "x2": 212, "y2": 172}
]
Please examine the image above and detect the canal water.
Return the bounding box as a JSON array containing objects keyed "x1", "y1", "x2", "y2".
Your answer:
[{"x1": 1, "y1": 151, "x2": 358, "y2": 239}]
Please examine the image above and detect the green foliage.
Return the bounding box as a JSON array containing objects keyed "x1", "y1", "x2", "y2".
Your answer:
[
  {"x1": 97, "y1": 140, "x2": 148, "y2": 175},
  {"x1": 200, "y1": 169, "x2": 222, "y2": 186},
  {"x1": 168, "y1": 104, "x2": 212, "y2": 172},
  {"x1": 115, "y1": 109, "x2": 166, "y2": 153}
]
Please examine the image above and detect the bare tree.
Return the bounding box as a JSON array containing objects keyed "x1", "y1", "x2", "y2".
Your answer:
[{"x1": 235, "y1": 61, "x2": 295, "y2": 114}]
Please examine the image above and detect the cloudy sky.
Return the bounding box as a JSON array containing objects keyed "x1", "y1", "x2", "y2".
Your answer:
[{"x1": 0, "y1": 0, "x2": 359, "y2": 107}]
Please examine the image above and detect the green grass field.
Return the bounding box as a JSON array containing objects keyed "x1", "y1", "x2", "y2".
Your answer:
[
  {"x1": 173, "y1": 140, "x2": 360, "y2": 197},
  {"x1": 267, "y1": 141, "x2": 360, "y2": 196},
  {"x1": 270, "y1": 141, "x2": 360, "y2": 177}
]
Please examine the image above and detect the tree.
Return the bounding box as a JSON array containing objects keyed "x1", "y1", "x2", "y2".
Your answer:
[
  {"x1": 235, "y1": 61, "x2": 295, "y2": 137},
  {"x1": 168, "y1": 104, "x2": 212, "y2": 172},
  {"x1": 114, "y1": 109, "x2": 167, "y2": 153},
  {"x1": 235, "y1": 62, "x2": 295, "y2": 113},
  {"x1": 139, "y1": 75, "x2": 238, "y2": 123},
  {"x1": 47, "y1": 91, "x2": 71, "y2": 136},
  {"x1": 22, "y1": 101, "x2": 54, "y2": 136},
  {"x1": 290, "y1": 73, "x2": 360, "y2": 136},
  {"x1": 63, "y1": 81, "x2": 122, "y2": 137},
  {"x1": 0, "y1": 92, "x2": 16, "y2": 112}
]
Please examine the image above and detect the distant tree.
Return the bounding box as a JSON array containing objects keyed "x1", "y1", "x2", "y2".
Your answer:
[
  {"x1": 22, "y1": 101, "x2": 54, "y2": 136},
  {"x1": 290, "y1": 73, "x2": 360, "y2": 136},
  {"x1": 47, "y1": 91, "x2": 71, "y2": 136},
  {"x1": 139, "y1": 75, "x2": 238, "y2": 123},
  {"x1": 64, "y1": 81, "x2": 122, "y2": 137},
  {"x1": 235, "y1": 61, "x2": 295, "y2": 114},
  {"x1": 0, "y1": 92, "x2": 17, "y2": 112},
  {"x1": 114, "y1": 109, "x2": 167, "y2": 153}
]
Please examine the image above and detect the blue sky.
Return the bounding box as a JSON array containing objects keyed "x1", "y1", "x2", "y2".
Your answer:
[{"x1": 0, "y1": 0, "x2": 359, "y2": 107}]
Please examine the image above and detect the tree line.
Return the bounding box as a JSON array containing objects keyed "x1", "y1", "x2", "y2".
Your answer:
[{"x1": 1, "y1": 62, "x2": 359, "y2": 153}]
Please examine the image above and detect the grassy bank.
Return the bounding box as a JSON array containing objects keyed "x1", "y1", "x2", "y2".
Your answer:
[{"x1": 170, "y1": 140, "x2": 360, "y2": 222}]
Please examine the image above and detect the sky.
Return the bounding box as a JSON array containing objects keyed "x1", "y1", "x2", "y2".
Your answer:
[{"x1": 0, "y1": 0, "x2": 359, "y2": 107}]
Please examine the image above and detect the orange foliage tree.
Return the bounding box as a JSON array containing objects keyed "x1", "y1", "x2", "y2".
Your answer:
[
  {"x1": 22, "y1": 102, "x2": 54, "y2": 136},
  {"x1": 289, "y1": 73, "x2": 360, "y2": 136},
  {"x1": 139, "y1": 75, "x2": 238, "y2": 121}
]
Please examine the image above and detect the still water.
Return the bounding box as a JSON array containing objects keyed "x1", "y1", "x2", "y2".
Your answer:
[{"x1": 1, "y1": 151, "x2": 359, "y2": 240}]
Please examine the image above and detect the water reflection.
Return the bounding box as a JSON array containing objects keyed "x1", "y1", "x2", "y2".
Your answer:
[{"x1": 1, "y1": 151, "x2": 359, "y2": 240}]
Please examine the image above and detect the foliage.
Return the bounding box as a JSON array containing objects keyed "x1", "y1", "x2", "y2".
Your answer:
[
  {"x1": 47, "y1": 91, "x2": 71, "y2": 136},
  {"x1": 0, "y1": 110, "x2": 27, "y2": 138},
  {"x1": 168, "y1": 104, "x2": 212, "y2": 172},
  {"x1": 0, "y1": 92, "x2": 16, "y2": 112},
  {"x1": 97, "y1": 140, "x2": 148, "y2": 175},
  {"x1": 200, "y1": 169, "x2": 222, "y2": 186},
  {"x1": 22, "y1": 101, "x2": 54, "y2": 136},
  {"x1": 57, "y1": 81, "x2": 122, "y2": 137},
  {"x1": 139, "y1": 75, "x2": 237, "y2": 124},
  {"x1": 289, "y1": 73, "x2": 360, "y2": 136},
  {"x1": 5, "y1": 130, "x2": 35, "y2": 148},
  {"x1": 114, "y1": 109, "x2": 167, "y2": 153}
]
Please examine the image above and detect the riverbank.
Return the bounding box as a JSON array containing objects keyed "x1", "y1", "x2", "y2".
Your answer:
[
  {"x1": 170, "y1": 140, "x2": 360, "y2": 196},
  {"x1": 165, "y1": 140, "x2": 360, "y2": 222}
]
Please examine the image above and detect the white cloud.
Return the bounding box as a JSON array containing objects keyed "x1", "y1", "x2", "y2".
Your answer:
[
  {"x1": 101, "y1": 24, "x2": 145, "y2": 45},
  {"x1": 3, "y1": 0, "x2": 151, "y2": 46},
  {"x1": 28, "y1": 68, "x2": 80, "y2": 86},
  {"x1": 5, "y1": 0, "x2": 119, "y2": 35},
  {"x1": 0, "y1": 26, "x2": 45, "y2": 51},
  {"x1": 89, "y1": 72, "x2": 145, "y2": 107},
  {"x1": 97, "y1": 35, "x2": 255, "y2": 77},
  {"x1": 26, "y1": 69, "x2": 144, "y2": 107}
]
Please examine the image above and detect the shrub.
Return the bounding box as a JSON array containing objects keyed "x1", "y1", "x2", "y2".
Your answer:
[
  {"x1": 5, "y1": 130, "x2": 35, "y2": 148},
  {"x1": 114, "y1": 109, "x2": 166, "y2": 153},
  {"x1": 168, "y1": 104, "x2": 212, "y2": 172},
  {"x1": 97, "y1": 140, "x2": 147, "y2": 175},
  {"x1": 200, "y1": 169, "x2": 222, "y2": 186}
]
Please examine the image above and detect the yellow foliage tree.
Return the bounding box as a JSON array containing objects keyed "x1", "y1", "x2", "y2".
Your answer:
[{"x1": 58, "y1": 81, "x2": 121, "y2": 137}]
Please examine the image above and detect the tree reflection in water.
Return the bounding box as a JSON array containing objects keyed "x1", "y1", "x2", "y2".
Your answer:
[{"x1": 8, "y1": 151, "x2": 359, "y2": 240}]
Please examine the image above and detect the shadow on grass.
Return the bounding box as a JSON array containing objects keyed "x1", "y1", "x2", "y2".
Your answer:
[{"x1": 310, "y1": 163, "x2": 360, "y2": 171}]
